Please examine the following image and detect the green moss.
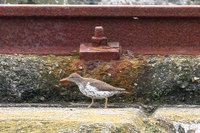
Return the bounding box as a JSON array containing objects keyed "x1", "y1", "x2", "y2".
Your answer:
[{"x1": 144, "y1": 122, "x2": 161, "y2": 133}]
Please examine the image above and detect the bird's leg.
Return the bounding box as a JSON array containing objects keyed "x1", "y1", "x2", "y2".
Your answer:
[
  {"x1": 88, "y1": 99, "x2": 94, "y2": 108},
  {"x1": 105, "y1": 98, "x2": 108, "y2": 108}
]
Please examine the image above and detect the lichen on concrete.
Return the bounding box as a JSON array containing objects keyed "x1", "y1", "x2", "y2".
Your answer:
[
  {"x1": 0, "y1": 54, "x2": 78, "y2": 102},
  {"x1": 140, "y1": 55, "x2": 200, "y2": 104},
  {"x1": 0, "y1": 54, "x2": 199, "y2": 105},
  {"x1": 0, "y1": 108, "x2": 145, "y2": 133},
  {"x1": 150, "y1": 107, "x2": 200, "y2": 133},
  {"x1": 1, "y1": 106, "x2": 200, "y2": 132}
]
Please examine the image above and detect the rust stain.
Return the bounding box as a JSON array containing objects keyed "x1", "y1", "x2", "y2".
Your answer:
[
  {"x1": 0, "y1": 6, "x2": 199, "y2": 55},
  {"x1": 79, "y1": 26, "x2": 120, "y2": 60}
]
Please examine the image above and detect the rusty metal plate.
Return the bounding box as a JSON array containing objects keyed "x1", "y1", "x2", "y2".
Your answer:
[
  {"x1": 79, "y1": 43, "x2": 120, "y2": 60},
  {"x1": 0, "y1": 6, "x2": 199, "y2": 55}
]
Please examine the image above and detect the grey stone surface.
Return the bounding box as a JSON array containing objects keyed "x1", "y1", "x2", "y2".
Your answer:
[
  {"x1": 0, "y1": 54, "x2": 73, "y2": 102},
  {"x1": 0, "y1": 54, "x2": 199, "y2": 105},
  {"x1": 140, "y1": 55, "x2": 200, "y2": 104},
  {"x1": 150, "y1": 107, "x2": 200, "y2": 132}
]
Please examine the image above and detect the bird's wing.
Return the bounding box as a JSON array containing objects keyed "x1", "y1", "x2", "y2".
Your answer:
[{"x1": 85, "y1": 78, "x2": 125, "y2": 91}]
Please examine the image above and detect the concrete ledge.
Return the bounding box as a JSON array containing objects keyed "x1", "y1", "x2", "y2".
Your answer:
[
  {"x1": 1, "y1": 106, "x2": 200, "y2": 132},
  {"x1": 150, "y1": 107, "x2": 200, "y2": 132},
  {"x1": 0, "y1": 107, "x2": 146, "y2": 132}
]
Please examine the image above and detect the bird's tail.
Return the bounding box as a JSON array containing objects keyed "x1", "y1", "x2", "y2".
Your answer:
[
  {"x1": 116, "y1": 87, "x2": 131, "y2": 94},
  {"x1": 122, "y1": 90, "x2": 131, "y2": 94},
  {"x1": 117, "y1": 88, "x2": 131, "y2": 94}
]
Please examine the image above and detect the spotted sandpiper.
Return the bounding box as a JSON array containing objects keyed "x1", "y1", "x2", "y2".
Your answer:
[{"x1": 60, "y1": 73, "x2": 129, "y2": 108}]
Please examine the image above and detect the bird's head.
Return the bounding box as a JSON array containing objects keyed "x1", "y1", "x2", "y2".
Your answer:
[{"x1": 60, "y1": 73, "x2": 83, "y2": 83}]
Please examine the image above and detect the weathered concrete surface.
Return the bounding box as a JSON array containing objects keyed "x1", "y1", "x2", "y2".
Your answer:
[
  {"x1": 1, "y1": 106, "x2": 200, "y2": 132},
  {"x1": 149, "y1": 107, "x2": 200, "y2": 133},
  {"x1": 0, "y1": 54, "x2": 199, "y2": 105},
  {"x1": 0, "y1": 107, "x2": 145, "y2": 133}
]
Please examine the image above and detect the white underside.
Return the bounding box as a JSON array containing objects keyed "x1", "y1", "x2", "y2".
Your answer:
[{"x1": 77, "y1": 82, "x2": 119, "y2": 99}]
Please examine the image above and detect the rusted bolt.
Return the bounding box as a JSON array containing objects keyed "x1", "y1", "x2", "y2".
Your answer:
[
  {"x1": 94, "y1": 26, "x2": 104, "y2": 37},
  {"x1": 79, "y1": 26, "x2": 120, "y2": 61},
  {"x1": 92, "y1": 26, "x2": 108, "y2": 47}
]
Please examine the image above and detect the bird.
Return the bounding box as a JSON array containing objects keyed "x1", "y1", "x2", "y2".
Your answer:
[{"x1": 60, "y1": 73, "x2": 129, "y2": 108}]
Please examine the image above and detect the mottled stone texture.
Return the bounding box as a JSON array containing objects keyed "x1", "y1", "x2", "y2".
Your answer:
[
  {"x1": 0, "y1": 54, "x2": 199, "y2": 105},
  {"x1": 1, "y1": 106, "x2": 200, "y2": 132},
  {"x1": 0, "y1": 54, "x2": 77, "y2": 102},
  {"x1": 0, "y1": 108, "x2": 145, "y2": 133},
  {"x1": 150, "y1": 107, "x2": 200, "y2": 132}
]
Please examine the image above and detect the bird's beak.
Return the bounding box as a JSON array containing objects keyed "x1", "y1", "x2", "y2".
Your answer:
[{"x1": 60, "y1": 77, "x2": 69, "y2": 82}]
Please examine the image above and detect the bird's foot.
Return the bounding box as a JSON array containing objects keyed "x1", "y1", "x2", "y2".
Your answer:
[
  {"x1": 88, "y1": 104, "x2": 92, "y2": 108},
  {"x1": 88, "y1": 99, "x2": 94, "y2": 108},
  {"x1": 104, "y1": 98, "x2": 108, "y2": 108}
]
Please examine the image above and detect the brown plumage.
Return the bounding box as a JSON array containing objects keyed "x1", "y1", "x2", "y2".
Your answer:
[
  {"x1": 60, "y1": 73, "x2": 129, "y2": 108},
  {"x1": 84, "y1": 78, "x2": 127, "y2": 92}
]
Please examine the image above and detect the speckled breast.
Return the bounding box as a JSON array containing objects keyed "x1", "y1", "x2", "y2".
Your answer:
[{"x1": 78, "y1": 82, "x2": 119, "y2": 99}]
